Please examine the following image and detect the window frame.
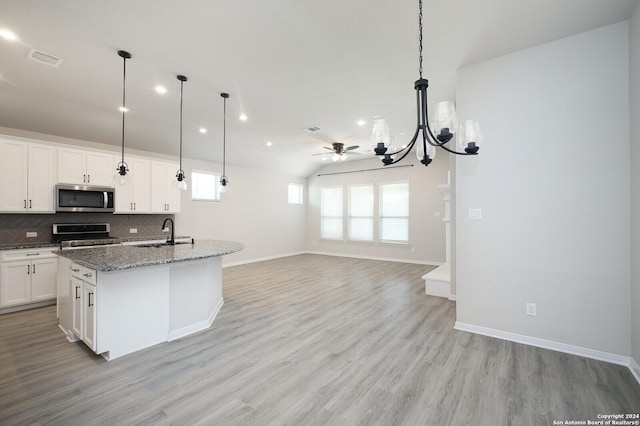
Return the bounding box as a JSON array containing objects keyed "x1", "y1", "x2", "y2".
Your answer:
[
  {"x1": 378, "y1": 181, "x2": 410, "y2": 244},
  {"x1": 288, "y1": 182, "x2": 304, "y2": 205},
  {"x1": 191, "y1": 170, "x2": 220, "y2": 202},
  {"x1": 320, "y1": 186, "x2": 344, "y2": 240},
  {"x1": 347, "y1": 184, "x2": 374, "y2": 242}
]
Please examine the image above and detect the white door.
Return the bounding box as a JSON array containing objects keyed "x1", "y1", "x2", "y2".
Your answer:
[
  {"x1": 0, "y1": 261, "x2": 31, "y2": 307},
  {"x1": 86, "y1": 151, "x2": 117, "y2": 186},
  {"x1": 27, "y1": 143, "x2": 56, "y2": 213},
  {"x1": 71, "y1": 276, "x2": 83, "y2": 338},
  {"x1": 57, "y1": 147, "x2": 86, "y2": 184},
  {"x1": 83, "y1": 283, "x2": 97, "y2": 351},
  {"x1": 0, "y1": 139, "x2": 28, "y2": 212},
  {"x1": 30, "y1": 257, "x2": 57, "y2": 301}
]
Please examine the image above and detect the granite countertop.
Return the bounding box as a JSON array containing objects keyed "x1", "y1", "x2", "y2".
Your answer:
[
  {"x1": 0, "y1": 242, "x2": 60, "y2": 251},
  {"x1": 54, "y1": 240, "x2": 244, "y2": 272}
]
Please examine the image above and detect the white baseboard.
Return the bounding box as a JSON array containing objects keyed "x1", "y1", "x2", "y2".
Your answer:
[
  {"x1": 454, "y1": 321, "x2": 633, "y2": 368},
  {"x1": 167, "y1": 298, "x2": 224, "y2": 341},
  {"x1": 630, "y1": 357, "x2": 640, "y2": 385},
  {"x1": 305, "y1": 250, "x2": 443, "y2": 266},
  {"x1": 223, "y1": 252, "x2": 307, "y2": 268}
]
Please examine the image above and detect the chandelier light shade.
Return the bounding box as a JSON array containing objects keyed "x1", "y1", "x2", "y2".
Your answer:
[
  {"x1": 175, "y1": 75, "x2": 188, "y2": 191},
  {"x1": 372, "y1": 0, "x2": 482, "y2": 167},
  {"x1": 219, "y1": 92, "x2": 230, "y2": 192},
  {"x1": 114, "y1": 50, "x2": 132, "y2": 186}
]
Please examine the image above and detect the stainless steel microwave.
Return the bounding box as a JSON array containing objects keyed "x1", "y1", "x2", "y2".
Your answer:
[{"x1": 56, "y1": 184, "x2": 115, "y2": 212}]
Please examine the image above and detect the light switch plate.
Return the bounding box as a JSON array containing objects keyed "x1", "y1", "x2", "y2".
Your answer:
[
  {"x1": 129, "y1": 228, "x2": 138, "y2": 234},
  {"x1": 526, "y1": 303, "x2": 537, "y2": 316},
  {"x1": 469, "y1": 208, "x2": 482, "y2": 220}
]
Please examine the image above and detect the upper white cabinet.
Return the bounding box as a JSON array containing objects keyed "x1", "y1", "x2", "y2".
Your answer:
[
  {"x1": 58, "y1": 147, "x2": 116, "y2": 187},
  {"x1": 151, "y1": 161, "x2": 181, "y2": 214},
  {"x1": 0, "y1": 139, "x2": 56, "y2": 213},
  {"x1": 114, "y1": 157, "x2": 151, "y2": 214}
]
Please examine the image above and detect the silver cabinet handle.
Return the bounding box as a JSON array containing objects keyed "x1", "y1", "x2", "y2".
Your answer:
[
  {"x1": 32, "y1": 264, "x2": 36, "y2": 274},
  {"x1": 83, "y1": 273, "x2": 92, "y2": 278},
  {"x1": 26, "y1": 253, "x2": 39, "y2": 256},
  {"x1": 24, "y1": 200, "x2": 26, "y2": 209},
  {"x1": 29, "y1": 200, "x2": 32, "y2": 209},
  {"x1": 75, "y1": 286, "x2": 80, "y2": 299},
  {"x1": 71, "y1": 267, "x2": 80, "y2": 272},
  {"x1": 83, "y1": 174, "x2": 86, "y2": 183},
  {"x1": 133, "y1": 202, "x2": 136, "y2": 210},
  {"x1": 26, "y1": 265, "x2": 30, "y2": 275},
  {"x1": 87, "y1": 174, "x2": 91, "y2": 183},
  {"x1": 88, "y1": 292, "x2": 94, "y2": 307}
]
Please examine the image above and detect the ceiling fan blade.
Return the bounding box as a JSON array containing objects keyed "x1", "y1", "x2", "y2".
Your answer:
[
  {"x1": 312, "y1": 152, "x2": 334, "y2": 156},
  {"x1": 345, "y1": 145, "x2": 360, "y2": 151},
  {"x1": 345, "y1": 151, "x2": 362, "y2": 155},
  {"x1": 323, "y1": 146, "x2": 334, "y2": 151}
]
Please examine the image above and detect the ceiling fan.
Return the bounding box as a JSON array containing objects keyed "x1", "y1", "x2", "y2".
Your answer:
[{"x1": 313, "y1": 142, "x2": 361, "y2": 162}]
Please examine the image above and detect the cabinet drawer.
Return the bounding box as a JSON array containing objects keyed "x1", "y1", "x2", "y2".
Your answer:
[
  {"x1": 1, "y1": 247, "x2": 57, "y2": 262},
  {"x1": 70, "y1": 263, "x2": 97, "y2": 285}
]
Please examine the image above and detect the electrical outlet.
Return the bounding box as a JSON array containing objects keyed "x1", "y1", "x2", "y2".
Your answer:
[
  {"x1": 162, "y1": 227, "x2": 169, "y2": 233},
  {"x1": 129, "y1": 228, "x2": 138, "y2": 234},
  {"x1": 26, "y1": 231, "x2": 37, "y2": 238},
  {"x1": 469, "y1": 208, "x2": 482, "y2": 220},
  {"x1": 526, "y1": 303, "x2": 537, "y2": 316}
]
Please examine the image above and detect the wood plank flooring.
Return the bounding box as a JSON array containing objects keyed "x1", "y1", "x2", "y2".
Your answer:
[{"x1": 0, "y1": 254, "x2": 638, "y2": 425}]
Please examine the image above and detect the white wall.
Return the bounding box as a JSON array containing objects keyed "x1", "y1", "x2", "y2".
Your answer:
[
  {"x1": 176, "y1": 158, "x2": 307, "y2": 265},
  {"x1": 306, "y1": 154, "x2": 448, "y2": 264},
  {"x1": 455, "y1": 22, "x2": 631, "y2": 355},
  {"x1": 630, "y1": 2, "x2": 640, "y2": 367}
]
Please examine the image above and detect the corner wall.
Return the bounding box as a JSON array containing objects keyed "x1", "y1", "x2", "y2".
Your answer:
[
  {"x1": 455, "y1": 22, "x2": 631, "y2": 356},
  {"x1": 306, "y1": 154, "x2": 448, "y2": 264},
  {"x1": 630, "y1": 1, "x2": 640, "y2": 373}
]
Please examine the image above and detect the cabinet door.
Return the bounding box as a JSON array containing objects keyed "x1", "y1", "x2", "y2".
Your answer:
[
  {"x1": 86, "y1": 152, "x2": 116, "y2": 186},
  {"x1": 83, "y1": 283, "x2": 97, "y2": 351},
  {"x1": 30, "y1": 257, "x2": 57, "y2": 302},
  {"x1": 28, "y1": 144, "x2": 56, "y2": 213},
  {"x1": 71, "y1": 276, "x2": 83, "y2": 338},
  {"x1": 114, "y1": 174, "x2": 134, "y2": 213},
  {"x1": 0, "y1": 260, "x2": 31, "y2": 307},
  {"x1": 151, "y1": 161, "x2": 168, "y2": 213},
  {"x1": 131, "y1": 158, "x2": 151, "y2": 213},
  {"x1": 57, "y1": 147, "x2": 87, "y2": 184},
  {"x1": 0, "y1": 139, "x2": 28, "y2": 212},
  {"x1": 165, "y1": 162, "x2": 181, "y2": 213}
]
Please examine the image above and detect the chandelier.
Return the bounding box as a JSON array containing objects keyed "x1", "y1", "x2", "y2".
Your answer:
[{"x1": 373, "y1": 0, "x2": 482, "y2": 167}]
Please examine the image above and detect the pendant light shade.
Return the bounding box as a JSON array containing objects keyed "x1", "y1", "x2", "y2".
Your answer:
[
  {"x1": 219, "y1": 92, "x2": 230, "y2": 193},
  {"x1": 175, "y1": 75, "x2": 188, "y2": 191},
  {"x1": 114, "y1": 50, "x2": 132, "y2": 186}
]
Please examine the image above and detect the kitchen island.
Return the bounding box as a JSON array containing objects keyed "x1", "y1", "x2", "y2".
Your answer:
[{"x1": 56, "y1": 240, "x2": 244, "y2": 360}]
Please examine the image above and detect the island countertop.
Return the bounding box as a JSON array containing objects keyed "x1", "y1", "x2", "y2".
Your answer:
[{"x1": 54, "y1": 240, "x2": 244, "y2": 272}]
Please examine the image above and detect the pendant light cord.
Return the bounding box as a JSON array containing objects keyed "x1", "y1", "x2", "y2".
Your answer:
[
  {"x1": 121, "y1": 55, "x2": 127, "y2": 164},
  {"x1": 418, "y1": 0, "x2": 423, "y2": 79},
  {"x1": 179, "y1": 79, "x2": 184, "y2": 171},
  {"x1": 222, "y1": 96, "x2": 226, "y2": 178}
]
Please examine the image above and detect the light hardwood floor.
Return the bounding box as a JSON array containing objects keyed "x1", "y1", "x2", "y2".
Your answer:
[{"x1": 0, "y1": 254, "x2": 638, "y2": 425}]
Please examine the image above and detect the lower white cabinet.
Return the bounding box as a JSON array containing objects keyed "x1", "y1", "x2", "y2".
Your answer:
[
  {"x1": 70, "y1": 263, "x2": 98, "y2": 351},
  {"x1": 0, "y1": 248, "x2": 57, "y2": 308}
]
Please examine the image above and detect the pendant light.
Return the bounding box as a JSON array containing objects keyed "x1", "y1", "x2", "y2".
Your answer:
[
  {"x1": 219, "y1": 92, "x2": 230, "y2": 192},
  {"x1": 114, "y1": 50, "x2": 132, "y2": 186},
  {"x1": 372, "y1": 0, "x2": 482, "y2": 167},
  {"x1": 175, "y1": 75, "x2": 188, "y2": 190}
]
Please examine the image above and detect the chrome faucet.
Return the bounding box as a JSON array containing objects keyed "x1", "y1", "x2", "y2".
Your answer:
[{"x1": 162, "y1": 218, "x2": 175, "y2": 245}]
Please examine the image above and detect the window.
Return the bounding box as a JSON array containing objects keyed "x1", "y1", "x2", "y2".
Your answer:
[
  {"x1": 379, "y1": 182, "x2": 409, "y2": 242},
  {"x1": 348, "y1": 185, "x2": 374, "y2": 241},
  {"x1": 321, "y1": 187, "x2": 343, "y2": 239},
  {"x1": 288, "y1": 183, "x2": 304, "y2": 204},
  {"x1": 191, "y1": 171, "x2": 220, "y2": 201}
]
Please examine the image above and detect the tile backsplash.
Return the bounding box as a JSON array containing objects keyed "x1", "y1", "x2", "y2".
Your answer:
[{"x1": 0, "y1": 213, "x2": 175, "y2": 245}]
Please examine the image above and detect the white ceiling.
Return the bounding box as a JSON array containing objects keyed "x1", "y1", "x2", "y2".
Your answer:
[{"x1": 0, "y1": 0, "x2": 636, "y2": 177}]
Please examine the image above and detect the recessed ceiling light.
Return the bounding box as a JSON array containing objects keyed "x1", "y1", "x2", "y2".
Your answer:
[
  {"x1": 118, "y1": 106, "x2": 129, "y2": 112},
  {"x1": 199, "y1": 128, "x2": 207, "y2": 134},
  {"x1": 357, "y1": 120, "x2": 366, "y2": 126},
  {"x1": 0, "y1": 29, "x2": 18, "y2": 41},
  {"x1": 155, "y1": 85, "x2": 167, "y2": 94},
  {"x1": 239, "y1": 114, "x2": 248, "y2": 122},
  {"x1": 266, "y1": 141, "x2": 273, "y2": 147}
]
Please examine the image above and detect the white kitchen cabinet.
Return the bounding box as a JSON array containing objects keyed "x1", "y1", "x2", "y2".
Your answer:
[
  {"x1": 0, "y1": 139, "x2": 56, "y2": 213},
  {"x1": 83, "y1": 283, "x2": 97, "y2": 351},
  {"x1": 114, "y1": 157, "x2": 151, "y2": 213},
  {"x1": 71, "y1": 275, "x2": 83, "y2": 337},
  {"x1": 151, "y1": 161, "x2": 181, "y2": 213},
  {"x1": 58, "y1": 147, "x2": 116, "y2": 186},
  {"x1": 0, "y1": 248, "x2": 57, "y2": 308}
]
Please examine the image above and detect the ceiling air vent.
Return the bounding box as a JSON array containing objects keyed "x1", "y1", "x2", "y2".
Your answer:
[
  {"x1": 27, "y1": 49, "x2": 64, "y2": 68},
  {"x1": 303, "y1": 126, "x2": 321, "y2": 133}
]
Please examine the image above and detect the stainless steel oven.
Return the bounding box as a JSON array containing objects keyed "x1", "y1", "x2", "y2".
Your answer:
[{"x1": 56, "y1": 184, "x2": 115, "y2": 212}]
